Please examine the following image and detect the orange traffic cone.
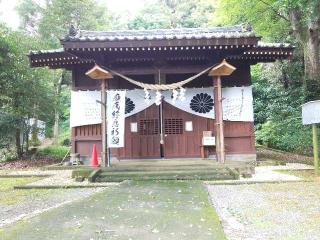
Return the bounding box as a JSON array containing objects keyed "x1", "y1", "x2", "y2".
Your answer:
[{"x1": 90, "y1": 144, "x2": 99, "y2": 167}]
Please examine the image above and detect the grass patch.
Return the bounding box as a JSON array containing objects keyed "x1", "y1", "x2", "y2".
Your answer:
[
  {"x1": 276, "y1": 169, "x2": 320, "y2": 181},
  {"x1": 0, "y1": 177, "x2": 41, "y2": 205},
  {"x1": 36, "y1": 145, "x2": 69, "y2": 159}
]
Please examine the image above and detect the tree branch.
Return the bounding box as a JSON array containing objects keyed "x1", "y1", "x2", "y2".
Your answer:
[{"x1": 256, "y1": 0, "x2": 290, "y2": 22}]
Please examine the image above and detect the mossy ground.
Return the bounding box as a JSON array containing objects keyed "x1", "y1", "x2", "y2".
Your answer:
[
  {"x1": 0, "y1": 177, "x2": 41, "y2": 205},
  {"x1": 1, "y1": 181, "x2": 226, "y2": 240},
  {"x1": 276, "y1": 169, "x2": 320, "y2": 181}
]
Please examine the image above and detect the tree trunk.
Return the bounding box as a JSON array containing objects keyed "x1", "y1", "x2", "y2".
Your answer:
[
  {"x1": 53, "y1": 109, "x2": 59, "y2": 138},
  {"x1": 305, "y1": 20, "x2": 320, "y2": 80},
  {"x1": 53, "y1": 74, "x2": 63, "y2": 139},
  {"x1": 288, "y1": 7, "x2": 320, "y2": 99},
  {"x1": 15, "y1": 128, "x2": 22, "y2": 158}
]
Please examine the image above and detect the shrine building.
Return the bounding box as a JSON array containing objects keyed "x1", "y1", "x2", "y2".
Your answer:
[{"x1": 28, "y1": 25, "x2": 294, "y2": 163}]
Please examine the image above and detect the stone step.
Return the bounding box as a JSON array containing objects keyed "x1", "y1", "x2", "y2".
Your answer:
[
  {"x1": 94, "y1": 168, "x2": 239, "y2": 182},
  {"x1": 95, "y1": 173, "x2": 237, "y2": 182}
]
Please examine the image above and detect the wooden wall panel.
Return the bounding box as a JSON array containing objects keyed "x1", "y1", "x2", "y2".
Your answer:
[
  {"x1": 76, "y1": 140, "x2": 102, "y2": 158},
  {"x1": 114, "y1": 104, "x2": 161, "y2": 159},
  {"x1": 163, "y1": 102, "x2": 212, "y2": 158},
  {"x1": 71, "y1": 115, "x2": 256, "y2": 158}
]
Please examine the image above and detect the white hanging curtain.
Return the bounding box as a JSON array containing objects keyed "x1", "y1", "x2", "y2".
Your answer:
[
  {"x1": 70, "y1": 90, "x2": 101, "y2": 127},
  {"x1": 123, "y1": 89, "x2": 156, "y2": 117},
  {"x1": 70, "y1": 86, "x2": 254, "y2": 128},
  {"x1": 163, "y1": 86, "x2": 254, "y2": 122},
  {"x1": 70, "y1": 89, "x2": 156, "y2": 127}
]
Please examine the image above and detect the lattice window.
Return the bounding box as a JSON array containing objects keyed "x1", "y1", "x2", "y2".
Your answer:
[
  {"x1": 164, "y1": 118, "x2": 183, "y2": 134},
  {"x1": 139, "y1": 119, "x2": 159, "y2": 135}
]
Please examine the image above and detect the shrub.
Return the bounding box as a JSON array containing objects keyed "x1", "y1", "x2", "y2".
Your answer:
[
  {"x1": 0, "y1": 149, "x2": 17, "y2": 162},
  {"x1": 56, "y1": 131, "x2": 71, "y2": 146},
  {"x1": 36, "y1": 145, "x2": 70, "y2": 159}
]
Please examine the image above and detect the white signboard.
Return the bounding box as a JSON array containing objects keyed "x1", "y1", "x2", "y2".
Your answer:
[
  {"x1": 107, "y1": 90, "x2": 126, "y2": 148},
  {"x1": 302, "y1": 100, "x2": 320, "y2": 125},
  {"x1": 202, "y1": 136, "x2": 216, "y2": 146}
]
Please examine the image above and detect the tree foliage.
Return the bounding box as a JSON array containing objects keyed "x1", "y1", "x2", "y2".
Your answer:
[
  {"x1": 214, "y1": 0, "x2": 318, "y2": 154},
  {"x1": 17, "y1": 0, "x2": 110, "y2": 140},
  {"x1": 215, "y1": 0, "x2": 320, "y2": 100},
  {"x1": 17, "y1": 0, "x2": 110, "y2": 47},
  {"x1": 0, "y1": 23, "x2": 57, "y2": 157},
  {"x1": 127, "y1": 0, "x2": 215, "y2": 29}
]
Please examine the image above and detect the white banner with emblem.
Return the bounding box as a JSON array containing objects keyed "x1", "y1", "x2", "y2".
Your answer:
[
  {"x1": 70, "y1": 86, "x2": 254, "y2": 128},
  {"x1": 163, "y1": 86, "x2": 254, "y2": 122},
  {"x1": 107, "y1": 90, "x2": 126, "y2": 148}
]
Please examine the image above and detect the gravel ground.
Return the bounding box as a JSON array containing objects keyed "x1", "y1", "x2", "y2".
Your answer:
[
  {"x1": 205, "y1": 163, "x2": 313, "y2": 185},
  {"x1": 207, "y1": 182, "x2": 320, "y2": 240},
  {"x1": 0, "y1": 187, "x2": 106, "y2": 228},
  {"x1": 0, "y1": 169, "x2": 117, "y2": 187}
]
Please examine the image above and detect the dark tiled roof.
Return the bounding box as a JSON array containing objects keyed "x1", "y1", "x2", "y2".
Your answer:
[
  {"x1": 61, "y1": 25, "x2": 257, "y2": 42},
  {"x1": 28, "y1": 41, "x2": 293, "y2": 56}
]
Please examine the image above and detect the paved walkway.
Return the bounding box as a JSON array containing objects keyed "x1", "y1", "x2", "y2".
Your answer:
[{"x1": 1, "y1": 181, "x2": 226, "y2": 240}]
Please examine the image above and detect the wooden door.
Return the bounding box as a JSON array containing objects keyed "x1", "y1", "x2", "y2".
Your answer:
[
  {"x1": 115, "y1": 104, "x2": 161, "y2": 159},
  {"x1": 162, "y1": 102, "x2": 213, "y2": 158}
]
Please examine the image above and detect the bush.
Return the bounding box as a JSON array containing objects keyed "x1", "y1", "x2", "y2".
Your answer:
[
  {"x1": 36, "y1": 145, "x2": 70, "y2": 159},
  {"x1": 0, "y1": 148, "x2": 17, "y2": 162},
  {"x1": 56, "y1": 131, "x2": 71, "y2": 146},
  {"x1": 256, "y1": 121, "x2": 279, "y2": 149}
]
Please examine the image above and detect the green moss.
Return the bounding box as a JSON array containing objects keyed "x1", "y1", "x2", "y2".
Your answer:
[
  {"x1": 0, "y1": 177, "x2": 41, "y2": 205},
  {"x1": 275, "y1": 169, "x2": 317, "y2": 181},
  {"x1": 1, "y1": 181, "x2": 227, "y2": 240},
  {"x1": 71, "y1": 169, "x2": 95, "y2": 179}
]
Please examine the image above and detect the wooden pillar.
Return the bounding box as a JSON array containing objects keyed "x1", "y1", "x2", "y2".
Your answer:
[
  {"x1": 208, "y1": 59, "x2": 236, "y2": 164},
  {"x1": 312, "y1": 124, "x2": 319, "y2": 175},
  {"x1": 101, "y1": 79, "x2": 107, "y2": 167},
  {"x1": 213, "y1": 76, "x2": 225, "y2": 163},
  {"x1": 86, "y1": 64, "x2": 113, "y2": 168}
]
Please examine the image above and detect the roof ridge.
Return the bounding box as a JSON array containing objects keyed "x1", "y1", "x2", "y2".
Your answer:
[
  {"x1": 79, "y1": 25, "x2": 249, "y2": 33},
  {"x1": 61, "y1": 24, "x2": 256, "y2": 42}
]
